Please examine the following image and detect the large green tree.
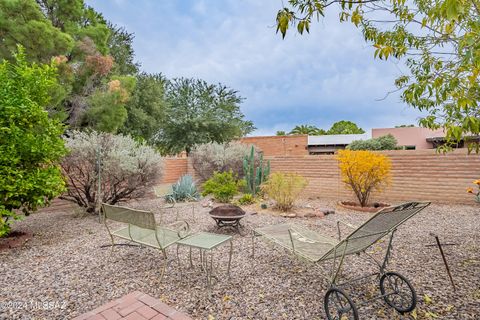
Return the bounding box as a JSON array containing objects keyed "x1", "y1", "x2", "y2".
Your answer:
[
  {"x1": 155, "y1": 78, "x2": 255, "y2": 154},
  {"x1": 327, "y1": 120, "x2": 365, "y2": 135},
  {"x1": 83, "y1": 76, "x2": 136, "y2": 133},
  {"x1": 276, "y1": 0, "x2": 480, "y2": 152},
  {"x1": 121, "y1": 73, "x2": 167, "y2": 141},
  {"x1": 107, "y1": 23, "x2": 139, "y2": 75},
  {"x1": 0, "y1": 48, "x2": 67, "y2": 236},
  {"x1": 1, "y1": 0, "x2": 140, "y2": 130},
  {"x1": 0, "y1": 0, "x2": 74, "y2": 62}
]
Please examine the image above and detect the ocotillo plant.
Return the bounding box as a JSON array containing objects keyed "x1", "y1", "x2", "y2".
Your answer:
[{"x1": 243, "y1": 146, "x2": 270, "y2": 196}]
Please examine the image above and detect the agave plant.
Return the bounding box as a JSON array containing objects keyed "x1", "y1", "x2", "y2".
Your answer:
[{"x1": 165, "y1": 175, "x2": 200, "y2": 203}]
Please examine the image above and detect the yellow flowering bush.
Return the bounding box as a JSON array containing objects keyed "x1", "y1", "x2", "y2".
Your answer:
[
  {"x1": 466, "y1": 180, "x2": 480, "y2": 203},
  {"x1": 337, "y1": 150, "x2": 391, "y2": 207},
  {"x1": 261, "y1": 172, "x2": 308, "y2": 211}
]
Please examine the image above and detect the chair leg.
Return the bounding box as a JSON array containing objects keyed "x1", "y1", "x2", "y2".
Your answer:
[
  {"x1": 227, "y1": 240, "x2": 233, "y2": 279},
  {"x1": 176, "y1": 245, "x2": 183, "y2": 279},
  {"x1": 159, "y1": 249, "x2": 168, "y2": 282},
  {"x1": 109, "y1": 234, "x2": 115, "y2": 255},
  {"x1": 251, "y1": 231, "x2": 256, "y2": 258}
]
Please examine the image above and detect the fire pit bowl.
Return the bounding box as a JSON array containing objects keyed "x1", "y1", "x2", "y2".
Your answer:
[{"x1": 209, "y1": 205, "x2": 246, "y2": 234}]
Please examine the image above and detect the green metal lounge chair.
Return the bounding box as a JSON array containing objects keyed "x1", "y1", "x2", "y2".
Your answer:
[
  {"x1": 252, "y1": 201, "x2": 431, "y2": 320},
  {"x1": 102, "y1": 203, "x2": 190, "y2": 280}
]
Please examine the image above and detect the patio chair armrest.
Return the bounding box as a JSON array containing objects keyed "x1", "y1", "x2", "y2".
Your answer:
[
  {"x1": 167, "y1": 220, "x2": 190, "y2": 239},
  {"x1": 336, "y1": 220, "x2": 358, "y2": 241},
  {"x1": 162, "y1": 201, "x2": 176, "y2": 209}
]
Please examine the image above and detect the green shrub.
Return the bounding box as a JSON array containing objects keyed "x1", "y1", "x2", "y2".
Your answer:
[
  {"x1": 0, "y1": 47, "x2": 67, "y2": 237},
  {"x1": 201, "y1": 171, "x2": 242, "y2": 203},
  {"x1": 347, "y1": 134, "x2": 398, "y2": 151},
  {"x1": 166, "y1": 175, "x2": 200, "y2": 203},
  {"x1": 237, "y1": 193, "x2": 255, "y2": 205},
  {"x1": 261, "y1": 172, "x2": 308, "y2": 211}
]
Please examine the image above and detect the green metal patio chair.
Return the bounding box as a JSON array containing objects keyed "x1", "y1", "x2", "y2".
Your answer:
[
  {"x1": 252, "y1": 201, "x2": 431, "y2": 320},
  {"x1": 102, "y1": 203, "x2": 190, "y2": 280}
]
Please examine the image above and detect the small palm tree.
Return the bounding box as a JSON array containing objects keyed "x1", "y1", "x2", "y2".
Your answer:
[
  {"x1": 289, "y1": 125, "x2": 323, "y2": 135},
  {"x1": 276, "y1": 130, "x2": 287, "y2": 136}
]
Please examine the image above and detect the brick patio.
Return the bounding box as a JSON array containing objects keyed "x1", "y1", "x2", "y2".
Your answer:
[{"x1": 72, "y1": 291, "x2": 192, "y2": 320}]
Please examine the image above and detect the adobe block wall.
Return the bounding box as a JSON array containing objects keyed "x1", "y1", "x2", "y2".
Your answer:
[
  {"x1": 157, "y1": 149, "x2": 479, "y2": 204},
  {"x1": 266, "y1": 149, "x2": 480, "y2": 204},
  {"x1": 240, "y1": 135, "x2": 308, "y2": 156},
  {"x1": 160, "y1": 158, "x2": 189, "y2": 183}
]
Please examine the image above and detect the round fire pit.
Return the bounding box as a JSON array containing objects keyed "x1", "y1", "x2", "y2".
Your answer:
[{"x1": 209, "y1": 204, "x2": 246, "y2": 234}]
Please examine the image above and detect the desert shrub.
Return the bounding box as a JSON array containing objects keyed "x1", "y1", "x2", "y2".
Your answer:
[
  {"x1": 348, "y1": 134, "x2": 398, "y2": 151},
  {"x1": 61, "y1": 130, "x2": 163, "y2": 213},
  {"x1": 261, "y1": 172, "x2": 308, "y2": 211},
  {"x1": 466, "y1": 179, "x2": 480, "y2": 203},
  {"x1": 337, "y1": 150, "x2": 391, "y2": 207},
  {"x1": 237, "y1": 193, "x2": 255, "y2": 205},
  {"x1": 191, "y1": 142, "x2": 260, "y2": 181},
  {"x1": 0, "y1": 48, "x2": 67, "y2": 237},
  {"x1": 166, "y1": 175, "x2": 200, "y2": 203},
  {"x1": 201, "y1": 171, "x2": 243, "y2": 203}
]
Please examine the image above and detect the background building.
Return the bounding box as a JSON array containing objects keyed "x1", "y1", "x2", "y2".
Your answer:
[{"x1": 372, "y1": 127, "x2": 445, "y2": 150}]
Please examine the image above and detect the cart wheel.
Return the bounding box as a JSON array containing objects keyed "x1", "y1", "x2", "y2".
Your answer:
[
  {"x1": 324, "y1": 287, "x2": 359, "y2": 320},
  {"x1": 379, "y1": 272, "x2": 417, "y2": 314}
]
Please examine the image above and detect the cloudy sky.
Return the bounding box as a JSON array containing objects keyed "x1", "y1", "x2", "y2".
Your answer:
[{"x1": 86, "y1": 0, "x2": 426, "y2": 136}]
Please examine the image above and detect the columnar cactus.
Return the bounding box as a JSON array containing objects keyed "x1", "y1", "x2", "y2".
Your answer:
[{"x1": 243, "y1": 146, "x2": 270, "y2": 196}]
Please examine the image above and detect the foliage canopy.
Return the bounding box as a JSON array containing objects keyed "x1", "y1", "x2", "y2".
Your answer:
[
  {"x1": 327, "y1": 120, "x2": 365, "y2": 135},
  {"x1": 289, "y1": 124, "x2": 325, "y2": 135},
  {"x1": 348, "y1": 134, "x2": 398, "y2": 150},
  {"x1": 0, "y1": 48, "x2": 67, "y2": 236},
  {"x1": 155, "y1": 78, "x2": 255, "y2": 154},
  {"x1": 201, "y1": 171, "x2": 243, "y2": 203}
]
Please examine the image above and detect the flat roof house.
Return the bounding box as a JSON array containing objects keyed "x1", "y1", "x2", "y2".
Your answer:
[
  {"x1": 372, "y1": 127, "x2": 445, "y2": 150},
  {"x1": 307, "y1": 133, "x2": 370, "y2": 154}
]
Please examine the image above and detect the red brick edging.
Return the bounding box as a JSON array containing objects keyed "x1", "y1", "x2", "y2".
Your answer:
[{"x1": 72, "y1": 291, "x2": 192, "y2": 320}]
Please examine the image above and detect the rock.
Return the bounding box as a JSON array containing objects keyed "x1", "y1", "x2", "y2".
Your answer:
[
  {"x1": 303, "y1": 212, "x2": 316, "y2": 218},
  {"x1": 209, "y1": 204, "x2": 245, "y2": 217},
  {"x1": 318, "y1": 208, "x2": 335, "y2": 215},
  {"x1": 281, "y1": 213, "x2": 297, "y2": 218},
  {"x1": 314, "y1": 211, "x2": 325, "y2": 218}
]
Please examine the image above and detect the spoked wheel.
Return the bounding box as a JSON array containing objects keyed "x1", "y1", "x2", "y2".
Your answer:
[
  {"x1": 324, "y1": 287, "x2": 359, "y2": 320},
  {"x1": 379, "y1": 272, "x2": 417, "y2": 314}
]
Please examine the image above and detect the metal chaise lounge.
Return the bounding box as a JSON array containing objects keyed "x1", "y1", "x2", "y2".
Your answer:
[{"x1": 252, "y1": 201, "x2": 431, "y2": 320}]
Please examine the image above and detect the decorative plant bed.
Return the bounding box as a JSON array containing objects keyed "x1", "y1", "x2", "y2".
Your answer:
[
  {"x1": 0, "y1": 230, "x2": 33, "y2": 251},
  {"x1": 338, "y1": 201, "x2": 390, "y2": 213},
  {"x1": 209, "y1": 204, "x2": 246, "y2": 234}
]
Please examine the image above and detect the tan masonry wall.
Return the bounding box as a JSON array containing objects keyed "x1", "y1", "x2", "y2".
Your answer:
[
  {"x1": 266, "y1": 149, "x2": 480, "y2": 204},
  {"x1": 240, "y1": 135, "x2": 308, "y2": 156},
  {"x1": 160, "y1": 157, "x2": 189, "y2": 183},
  {"x1": 158, "y1": 149, "x2": 480, "y2": 204}
]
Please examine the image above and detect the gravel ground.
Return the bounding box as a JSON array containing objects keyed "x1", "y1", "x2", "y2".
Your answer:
[{"x1": 1, "y1": 199, "x2": 479, "y2": 320}]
